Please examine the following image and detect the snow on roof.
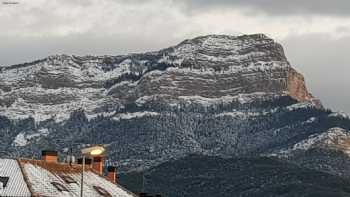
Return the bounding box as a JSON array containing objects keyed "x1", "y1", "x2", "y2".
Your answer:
[
  {"x1": 0, "y1": 158, "x2": 136, "y2": 197},
  {"x1": 19, "y1": 159, "x2": 136, "y2": 197},
  {"x1": 0, "y1": 159, "x2": 31, "y2": 197}
]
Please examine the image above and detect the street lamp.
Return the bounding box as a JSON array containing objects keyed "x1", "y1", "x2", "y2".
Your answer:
[{"x1": 80, "y1": 145, "x2": 105, "y2": 197}]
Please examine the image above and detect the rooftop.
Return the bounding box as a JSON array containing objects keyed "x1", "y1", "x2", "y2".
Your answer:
[{"x1": 0, "y1": 158, "x2": 136, "y2": 197}]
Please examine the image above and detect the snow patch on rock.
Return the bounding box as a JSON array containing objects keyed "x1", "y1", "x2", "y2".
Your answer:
[
  {"x1": 329, "y1": 112, "x2": 350, "y2": 119},
  {"x1": 178, "y1": 92, "x2": 280, "y2": 107},
  {"x1": 286, "y1": 102, "x2": 313, "y2": 111},
  {"x1": 113, "y1": 111, "x2": 159, "y2": 121},
  {"x1": 13, "y1": 133, "x2": 28, "y2": 147},
  {"x1": 12, "y1": 128, "x2": 50, "y2": 147}
]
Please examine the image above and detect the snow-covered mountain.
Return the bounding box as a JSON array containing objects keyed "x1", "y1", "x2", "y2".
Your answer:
[
  {"x1": 1, "y1": 34, "x2": 350, "y2": 196},
  {"x1": 0, "y1": 34, "x2": 320, "y2": 123}
]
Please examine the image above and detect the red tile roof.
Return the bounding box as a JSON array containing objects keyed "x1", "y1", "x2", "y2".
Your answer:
[{"x1": 0, "y1": 158, "x2": 137, "y2": 197}]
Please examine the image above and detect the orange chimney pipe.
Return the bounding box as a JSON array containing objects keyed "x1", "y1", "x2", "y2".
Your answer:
[{"x1": 42, "y1": 150, "x2": 58, "y2": 163}]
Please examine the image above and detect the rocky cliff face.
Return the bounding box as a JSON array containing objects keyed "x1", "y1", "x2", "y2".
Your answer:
[
  {"x1": 287, "y1": 67, "x2": 312, "y2": 102},
  {"x1": 0, "y1": 34, "x2": 349, "y2": 180},
  {"x1": 0, "y1": 34, "x2": 315, "y2": 122}
]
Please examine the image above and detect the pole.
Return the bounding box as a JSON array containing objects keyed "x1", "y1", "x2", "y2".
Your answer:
[
  {"x1": 142, "y1": 172, "x2": 145, "y2": 193},
  {"x1": 80, "y1": 155, "x2": 85, "y2": 197}
]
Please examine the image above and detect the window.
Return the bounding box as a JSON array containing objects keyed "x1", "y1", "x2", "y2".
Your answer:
[
  {"x1": 51, "y1": 182, "x2": 69, "y2": 192},
  {"x1": 0, "y1": 177, "x2": 9, "y2": 188},
  {"x1": 93, "y1": 186, "x2": 112, "y2": 197},
  {"x1": 60, "y1": 175, "x2": 77, "y2": 184}
]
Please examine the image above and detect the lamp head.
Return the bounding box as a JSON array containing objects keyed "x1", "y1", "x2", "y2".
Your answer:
[
  {"x1": 90, "y1": 149, "x2": 103, "y2": 156},
  {"x1": 81, "y1": 145, "x2": 105, "y2": 156}
]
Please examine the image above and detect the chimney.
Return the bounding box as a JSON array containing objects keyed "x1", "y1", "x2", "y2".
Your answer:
[
  {"x1": 92, "y1": 156, "x2": 103, "y2": 175},
  {"x1": 106, "y1": 166, "x2": 117, "y2": 183},
  {"x1": 42, "y1": 150, "x2": 58, "y2": 163}
]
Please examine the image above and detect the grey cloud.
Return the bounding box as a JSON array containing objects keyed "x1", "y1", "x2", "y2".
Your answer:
[
  {"x1": 336, "y1": 26, "x2": 350, "y2": 33},
  {"x1": 0, "y1": 33, "x2": 180, "y2": 67},
  {"x1": 182, "y1": 0, "x2": 350, "y2": 16}
]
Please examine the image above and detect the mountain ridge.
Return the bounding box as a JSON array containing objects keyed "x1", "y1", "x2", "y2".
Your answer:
[
  {"x1": 1, "y1": 34, "x2": 350, "y2": 197},
  {"x1": 0, "y1": 34, "x2": 320, "y2": 123}
]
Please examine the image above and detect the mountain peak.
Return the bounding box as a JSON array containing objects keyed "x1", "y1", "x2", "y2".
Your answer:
[
  {"x1": 179, "y1": 33, "x2": 270, "y2": 45},
  {"x1": 168, "y1": 33, "x2": 288, "y2": 68},
  {"x1": 0, "y1": 34, "x2": 319, "y2": 123},
  {"x1": 46, "y1": 54, "x2": 74, "y2": 61}
]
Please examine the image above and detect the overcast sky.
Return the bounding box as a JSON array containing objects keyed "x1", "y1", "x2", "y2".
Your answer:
[{"x1": 0, "y1": 0, "x2": 349, "y2": 113}]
